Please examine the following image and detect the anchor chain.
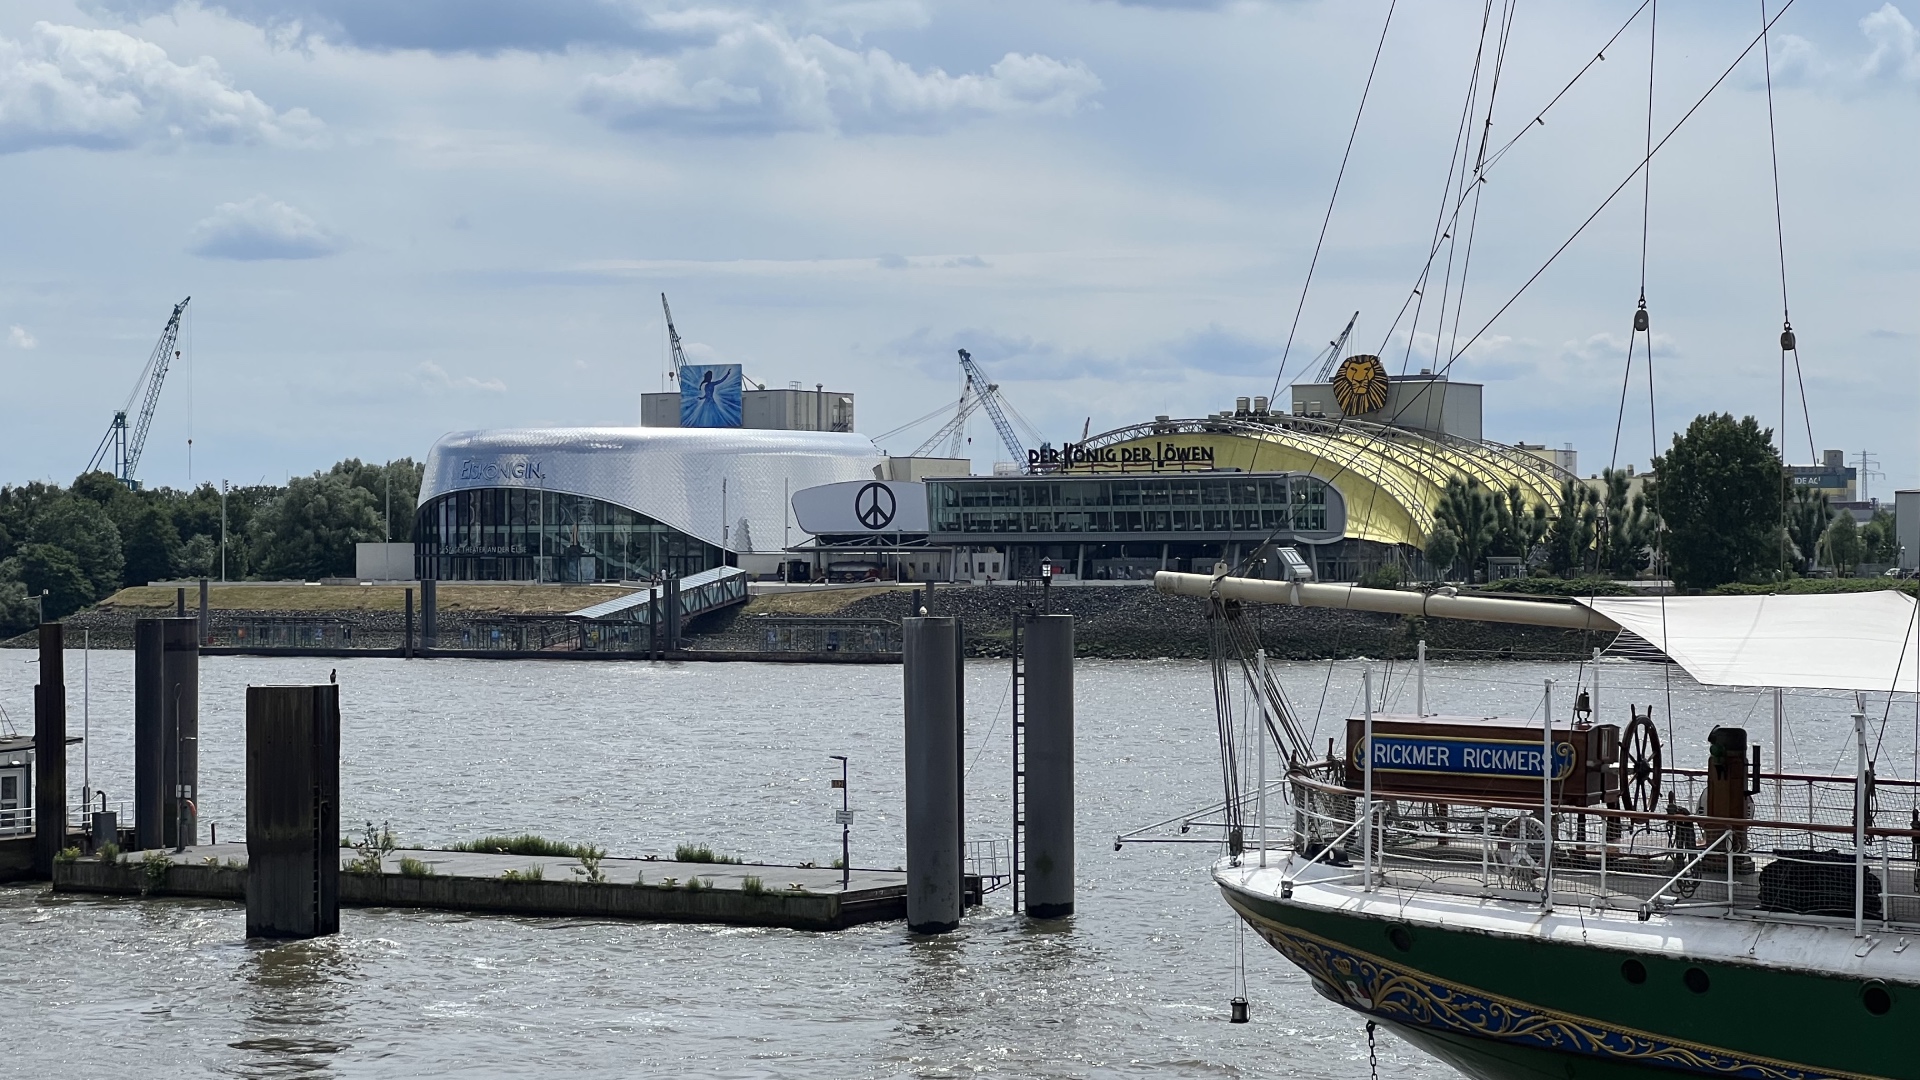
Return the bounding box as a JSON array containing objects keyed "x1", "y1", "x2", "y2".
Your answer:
[{"x1": 1367, "y1": 1019, "x2": 1379, "y2": 1080}]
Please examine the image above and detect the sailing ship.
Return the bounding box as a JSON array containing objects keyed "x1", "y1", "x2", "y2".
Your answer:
[
  {"x1": 1140, "y1": 573, "x2": 1918, "y2": 1080},
  {"x1": 1114, "y1": 3, "x2": 1912, "y2": 1075}
]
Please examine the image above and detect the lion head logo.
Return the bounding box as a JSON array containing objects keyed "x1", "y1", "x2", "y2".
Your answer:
[{"x1": 1331, "y1": 354, "x2": 1389, "y2": 416}]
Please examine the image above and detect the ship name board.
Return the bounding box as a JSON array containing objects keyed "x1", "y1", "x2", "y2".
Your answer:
[{"x1": 1352, "y1": 735, "x2": 1575, "y2": 780}]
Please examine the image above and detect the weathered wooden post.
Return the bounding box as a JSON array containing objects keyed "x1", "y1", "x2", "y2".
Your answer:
[{"x1": 245, "y1": 684, "x2": 341, "y2": 939}]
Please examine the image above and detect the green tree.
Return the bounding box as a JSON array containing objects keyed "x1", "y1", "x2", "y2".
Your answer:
[
  {"x1": 30, "y1": 497, "x2": 124, "y2": 601},
  {"x1": 327, "y1": 458, "x2": 425, "y2": 542},
  {"x1": 1423, "y1": 523, "x2": 1460, "y2": 580},
  {"x1": 1861, "y1": 508, "x2": 1898, "y2": 564},
  {"x1": 1545, "y1": 480, "x2": 1600, "y2": 577},
  {"x1": 0, "y1": 561, "x2": 37, "y2": 637},
  {"x1": 15, "y1": 544, "x2": 92, "y2": 620},
  {"x1": 1489, "y1": 483, "x2": 1549, "y2": 560},
  {"x1": 121, "y1": 502, "x2": 183, "y2": 586},
  {"x1": 248, "y1": 474, "x2": 383, "y2": 579},
  {"x1": 1785, "y1": 487, "x2": 1832, "y2": 576},
  {"x1": 1596, "y1": 469, "x2": 1656, "y2": 577},
  {"x1": 1649, "y1": 413, "x2": 1781, "y2": 590},
  {"x1": 179, "y1": 533, "x2": 218, "y2": 578},
  {"x1": 1436, "y1": 477, "x2": 1498, "y2": 582},
  {"x1": 1823, "y1": 513, "x2": 1864, "y2": 576}
]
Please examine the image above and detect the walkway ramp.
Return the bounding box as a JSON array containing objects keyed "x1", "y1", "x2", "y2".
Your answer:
[{"x1": 566, "y1": 566, "x2": 749, "y2": 625}]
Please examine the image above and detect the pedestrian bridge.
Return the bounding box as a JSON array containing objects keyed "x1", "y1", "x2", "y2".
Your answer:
[{"x1": 566, "y1": 565, "x2": 749, "y2": 625}]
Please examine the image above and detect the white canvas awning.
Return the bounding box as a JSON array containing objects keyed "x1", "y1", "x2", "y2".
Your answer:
[{"x1": 1577, "y1": 592, "x2": 1920, "y2": 693}]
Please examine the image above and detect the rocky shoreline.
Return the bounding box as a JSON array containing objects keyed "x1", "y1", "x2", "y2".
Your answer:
[
  {"x1": 689, "y1": 584, "x2": 1603, "y2": 660},
  {"x1": 8, "y1": 583, "x2": 1608, "y2": 661}
]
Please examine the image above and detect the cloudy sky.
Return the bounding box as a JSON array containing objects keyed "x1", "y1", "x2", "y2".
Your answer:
[{"x1": 1, "y1": 0, "x2": 1914, "y2": 493}]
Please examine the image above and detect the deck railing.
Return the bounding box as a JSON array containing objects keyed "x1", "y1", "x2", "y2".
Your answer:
[{"x1": 1278, "y1": 763, "x2": 1920, "y2": 934}]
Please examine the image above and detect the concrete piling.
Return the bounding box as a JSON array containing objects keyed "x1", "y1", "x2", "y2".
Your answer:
[
  {"x1": 133, "y1": 618, "x2": 165, "y2": 850},
  {"x1": 32, "y1": 623, "x2": 67, "y2": 875},
  {"x1": 1022, "y1": 614, "x2": 1075, "y2": 919},
  {"x1": 161, "y1": 618, "x2": 199, "y2": 847},
  {"x1": 245, "y1": 684, "x2": 341, "y2": 939},
  {"x1": 903, "y1": 617, "x2": 963, "y2": 934}
]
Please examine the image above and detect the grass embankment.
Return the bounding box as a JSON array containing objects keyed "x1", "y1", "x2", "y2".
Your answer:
[
  {"x1": 739, "y1": 585, "x2": 906, "y2": 617},
  {"x1": 97, "y1": 582, "x2": 635, "y2": 615}
]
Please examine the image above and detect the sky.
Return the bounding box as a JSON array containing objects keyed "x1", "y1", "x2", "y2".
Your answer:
[{"x1": 0, "y1": 0, "x2": 1914, "y2": 494}]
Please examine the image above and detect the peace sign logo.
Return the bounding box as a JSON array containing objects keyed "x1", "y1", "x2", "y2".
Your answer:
[{"x1": 855, "y1": 482, "x2": 897, "y2": 530}]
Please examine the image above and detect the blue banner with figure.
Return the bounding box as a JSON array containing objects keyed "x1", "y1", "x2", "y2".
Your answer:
[
  {"x1": 1352, "y1": 735, "x2": 1575, "y2": 780},
  {"x1": 680, "y1": 363, "x2": 743, "y2": 427}
]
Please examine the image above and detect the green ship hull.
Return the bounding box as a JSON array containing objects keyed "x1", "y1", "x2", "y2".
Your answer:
[{"x1": 1224, "y1": 880, "x2": 1910, "y2": 1080}]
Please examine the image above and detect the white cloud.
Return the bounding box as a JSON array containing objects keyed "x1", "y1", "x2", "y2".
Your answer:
[
  {"x1": 0, "y1": 22, "x2": 321, "y2": 154},
  {"x1": 8, "y1": 325, "x2": 36, "y2": 349},
  {"x1": 411, "y1": 360, "x2": 506, "y2": 394},
  {"x1": 1859, "y1": 3, "x2": 1920, "y2": 84},
  {"x1": 1769, "y1": 4, "x2": 1920, "y2": 91},
  {"x1": 189, "y1": 195, "x2": 342, "y2": 259},
  {"x1": 577, "y1": 15, "x2": 1101, "y2": 134}
]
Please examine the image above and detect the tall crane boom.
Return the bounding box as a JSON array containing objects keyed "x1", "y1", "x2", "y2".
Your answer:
[
  {"x1": 957, "y1": 349, "x2": 1027, "y2": 468},
  {"x1": 661, "y1": 293, "x2": 689, "y2": 378},
  {"x1": 910, "y1": 381, "x2": 983, "y2": 458},
  {"x1": 86, "y1": 296, "x2": 188, "y2": 490},
  {"x1": 1314, "y1": 310, "x2": 1361, "y2": 382},
  {"x1": 660, "y1": 292, "x2": 765, "y2": 389}
]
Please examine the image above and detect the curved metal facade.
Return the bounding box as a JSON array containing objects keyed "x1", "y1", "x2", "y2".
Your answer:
[{"x1": 416, "y1": 427, "x2": 881, "y2": 580}]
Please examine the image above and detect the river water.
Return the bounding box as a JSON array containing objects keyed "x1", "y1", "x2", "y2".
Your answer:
[{"x1": 0, "y1": 650, "x2": 1904, "y2": 1078}]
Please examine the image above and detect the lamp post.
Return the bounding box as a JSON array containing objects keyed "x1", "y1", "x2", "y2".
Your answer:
[
  {"x1": 830, "y1": 754, "x2": 851, "y2": 890},
  {"x1": 30, "y1": 588, "x2": 47, "y2": 624},
  {"x1": 1039, "y1": 556, "x2": 1053, "y2": 614},
  {"x1": 219, "y1": 480, "x2": 228, "y2": 582}
]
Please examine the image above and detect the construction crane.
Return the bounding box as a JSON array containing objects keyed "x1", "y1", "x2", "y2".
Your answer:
[
  {"x1": 909, "y1": 377, "x2": 984, "y2": 458},
  {"x1": 1313, "y1": 310, "x2": 1361, "y2": 382},
  {"x1": 660, "y1": 292, "x2": 765, "y2": 389},
  {"x1": 878, "y1": 349, "x2": 1044, "y2": 469},
  {"x1": 958, "y1": 349, "x2": 1028, "y2": 468},
  {"x1": 86, "y1": 296, "x2": 189, "y2": 490}
]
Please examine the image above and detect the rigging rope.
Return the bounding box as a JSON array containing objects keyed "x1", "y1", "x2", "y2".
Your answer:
[
  {"x1": 1267, "y1": 0, "x2": 1398, "y2": 402},
  {"x1": 1400, "y1": 0, "x2": 1494, "y2": 377}
]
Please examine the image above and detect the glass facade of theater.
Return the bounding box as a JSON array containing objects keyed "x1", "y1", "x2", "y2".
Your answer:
[
  {"x1": 926, "y1": 473, "x2": 1346, "y2": 579},
  {"x1": 415, "y1": 489, "x2": 723, "y2": 582}
]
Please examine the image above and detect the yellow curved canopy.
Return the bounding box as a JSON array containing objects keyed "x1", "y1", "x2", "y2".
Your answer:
[{"x1": 1062, "y1": 419, "x2": 1570, "y2": 548}]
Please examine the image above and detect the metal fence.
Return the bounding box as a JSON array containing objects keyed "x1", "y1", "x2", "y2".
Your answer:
[{"x1": 1279, "y1": 762, "x2": 1920, "y2": 933}]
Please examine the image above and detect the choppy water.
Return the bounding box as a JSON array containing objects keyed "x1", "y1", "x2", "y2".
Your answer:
[{"x1": 0, "y1": 649, "x2": 1904, "y2": 1078}]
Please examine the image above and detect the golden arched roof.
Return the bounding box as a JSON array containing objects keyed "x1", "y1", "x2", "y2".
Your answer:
[{"x1": 1058, "y1": 416, "x2": 1573, "y2": 547}]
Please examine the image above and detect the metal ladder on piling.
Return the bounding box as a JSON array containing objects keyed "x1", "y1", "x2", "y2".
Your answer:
[{"x1": 1011, "y1": 616, "x2": 1027, "y2": 915}]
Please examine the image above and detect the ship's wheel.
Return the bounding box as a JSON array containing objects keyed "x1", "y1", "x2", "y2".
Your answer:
[{"x1": 1621, "y1": 714, "x2": 1663, "y2": 815}]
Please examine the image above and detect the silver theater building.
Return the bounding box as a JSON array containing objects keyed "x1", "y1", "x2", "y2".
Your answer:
[{"x1": 414, "y1": 383, "x2": 874, "y2": 582}]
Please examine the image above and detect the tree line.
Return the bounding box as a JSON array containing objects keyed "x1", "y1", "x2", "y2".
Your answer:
[
  {"x1": 0, "y1": 459, "x2": 422, "y2": 634},
  {"x1": 1422, "y1": 413, "x2": 1895, "y2": 591}
]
